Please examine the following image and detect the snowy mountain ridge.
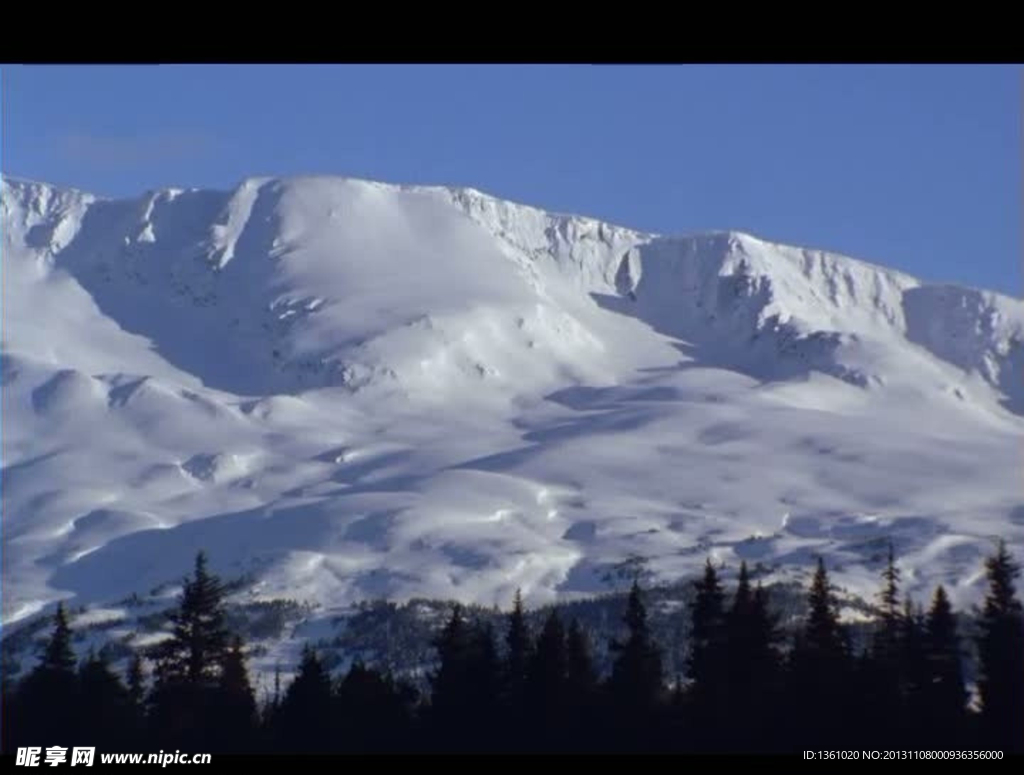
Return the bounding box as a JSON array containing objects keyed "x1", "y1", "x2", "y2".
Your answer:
[{"x1": 3, "y1": 173, "x2": 1022, "y2": 641}]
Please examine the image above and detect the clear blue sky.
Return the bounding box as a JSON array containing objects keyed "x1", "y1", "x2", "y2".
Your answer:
[{"x1": 2, "y1": 64, "x2": 1020, "y2": 296}]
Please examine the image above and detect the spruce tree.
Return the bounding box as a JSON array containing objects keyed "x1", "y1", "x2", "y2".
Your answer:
[
  {"x1": 40, "y1": 602, "x2": 76, "y2": 675},
  {"x1": 336, "y1": 662, "x2": 416, "y2": 753},
  {"x1": 273, "y1": 646, "x2": 334, "y2": 752},
  {"x1": 787, "y1": 557, "x2": 852, "y2": 749},
  {"x1": 687, "y1": 558, "x2": 729, "y2": 750},
  {"x1": 12, "y1": 603, "x2": 80, "y2": 747},
  {"x1": 565, "y1": 614, "x2": 600, "y2": 750},
  {"x1": 607, "y1": 579, "x2": 664, "y2": 750},
  {"x1": 799, "y1": 557, "x2": 850, "y2": 661},
  {"x1": 975, "y1": 540, "x2": 1024, "y2": 752},
  {"x1": 566, "y1": 618, "x2": 598, "y2": 698},
  {"x1": 865, "y1": 543, "x2": 905, "y2": 744},
  {"x1": 687, "y1": 558, "x2": 727, "y2": 692},
  {"x1": 898, "y1": 598, "x2": 928, "y2": 743},
  {"x1": 428, "y1": 606, "x2": 501, "y2": 751},
  {"x1": 77, "y1": 651, "x2": 136, "y2": 748},
  {"x1": 147, "y1": 551, "x2": 232, "y2": 750},
  {"x1": 152, "y1": 551, "x2": 231, "y2": 686},
  {"x1": 526, "y1": 609, "x2": 568, "y2": 751},
  {"x1": 923, "y1": 585, "x2": 966, "y2": 738},
  {"x1": 216, "y1": 636, "x2": 257, "y2": 752},
  {"x1": 725, "y1": 566, "x2": 783, "y2": 751},
  {"x1": 872, "y1": 542, "x2": 903, "y2": 665},
  {"x1": 503, "y1": 588, "x2": 533, "y2": 723}
]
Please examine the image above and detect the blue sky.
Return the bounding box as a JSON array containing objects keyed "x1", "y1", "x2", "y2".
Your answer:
[{"x1": 2, "y1": 64, "x2": 1020, "y2": 296}]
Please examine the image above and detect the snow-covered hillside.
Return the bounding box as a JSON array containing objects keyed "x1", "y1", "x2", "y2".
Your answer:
[{"x1": 3, "y1": 173, "x2": 1023, "y2": 638}]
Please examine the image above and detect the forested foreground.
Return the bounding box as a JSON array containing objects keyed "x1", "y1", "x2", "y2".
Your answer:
[{"x1": 3, "y1": 541, "x2": 1023, "y2": 755}]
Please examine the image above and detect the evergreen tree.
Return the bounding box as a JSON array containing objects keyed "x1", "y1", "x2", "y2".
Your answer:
[
  {"x1": 799, "y1": 557, "x2": 850, "y2": 661},
  {"x1": 151, "y1": 551, "x2": 230, "y2": 687},
  {"x1": 503, "y1": 588, "x2": 533, "y2": 723},
  {"x1": 687, "y1": 558, "x2": 727, "y2": 692},
  {"x1": 975, "y1": 540, "x2": 1024, "y2": 752},
  {"x1": 725, "y1": 566, "x2": 784, "y2": 751},
  {"x1": 566, "y1": 618, "x2": 598, "y2": 698},
  {"x1": 898, "y1": 598, "x2": 929, "y2": 744},
  {"x1": 428, "y1": 606, "x2": 501, "y2": 751},
  {"x1": 12, "y1": 603, "x2": 80, "y2": 747},
  {"x1": 864, "y1": 544, "x2": 905, "y2": 745},
  {"x1": 40, "y1": 603, "x2": 76, "y2": 675},
  {"x1": 147, "y1": 551, "x2": 233, "y2": 750},
  {"x1": 872, "y1": 542, "x2": 903, "y2": 664},
  {"x1": 272, "y1": 646, "x2": 334, "y2": 752},
  {"x1": 923, "y1": 585, "x2": 966, "y2": 739},
  {"x1": 565, "y1": 614, "x2": 600, "y2": 749},
  {"x1": 687, "y1": 558, "x2": 729, "y2": 750},
  {"x1": 607, "y1": 579, "x2": 664, "y2": 750},
  {"x1": 77, "y1": 651, "x2": 137, "y2": 748},
  {"x1": 787, "y1": 557, "x2": 852, "y2": 749},
  {"x1": 525, "y1": 609, "x2": 568, "y2": 750},
  {"x1": 336, "y1": 662, "x2": 417, "y2": 753},
  {"x1": 216, "y1": 636, "x2": 258, "y2": 752}
]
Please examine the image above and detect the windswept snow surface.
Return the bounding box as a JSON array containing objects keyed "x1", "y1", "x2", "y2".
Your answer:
[{"x1": 3, "y1": 174, "x2": 1023, "y2": 632}]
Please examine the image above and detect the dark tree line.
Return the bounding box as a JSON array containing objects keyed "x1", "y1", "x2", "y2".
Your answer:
[{"x1": 3, "y1": 542, "x2": 1022, "y2": 754}]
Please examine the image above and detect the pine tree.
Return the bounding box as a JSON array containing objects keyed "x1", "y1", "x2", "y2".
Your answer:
[
  {"x1": 787, "y1": 557, "x2": 852, "y2": 749},
  {"x1": 503, "y1": 588, "x2": 533, "y2": 723},
  {"x1": 865, "y1": 544, "x2": 905, "y2": 744},
  {"x1": 800, "y1": 557, "x2": 850, "y2": 661},
  {"x1": 40, "y1": 603, "x2": 76, "y2": 675},
  {"x1": 898, "y1": 598, "x2": 929, "y2": 743},
  {"x1": 336, "y1": 662, "x2": 417, "y2": 753},
  {"x1": 147, "y1": 552, "x2": 232, "y2": 751},
  {"x1": 77, "y1": 651, "x2": 136, "y2": 748},
  {"x1": 11, "y1": 603, "x2": 81, "y2": 747},
  {"x1": 687, "y1": 558, "x2": 729, "y2": 750},
  {"x1": 216, "y1": 636, "x2": 257, "y2": 752},
  {"x1": 151, "y1": 551, "x2": 231, "y2": 687},
  {"x1": 526, "y1": 609, "x2": 568, "y2": 751},
  {"x1": 923, "y1": 585, "x2": 966, "y2": 738},
  {"x1": 975, "y1": 540, "x2": 1024, "y2": 752},
  {"x1": 687, "y1": 558, "x2": 727, "y2": 692},
  {"x1": 607, "y1": 579, "x2": 664, "y2": 749},
  {"x1": 872, "y1": 542, "x2": 903, "y2": 664},
  {"x1": 724, "y1": 566, "x2": 783, "y2": 751},
  {"x1": 273, "y1": 646, "x2": 334, "y2": 752},
  {"x1": 566, "y1": 618, "x2": 598, "y2": 695},
  {"x1": 428, "y1": 606, "x2": 501, "y2": 751}
]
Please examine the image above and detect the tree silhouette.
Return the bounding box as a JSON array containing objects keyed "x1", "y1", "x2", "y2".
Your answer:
[
  {"x1": 216, "y1": 636, "x2": 258, "y2": 752},
  {"x1": 687, "y1": 558, "x2": 728, "y2": 750},
  {"x1": 151, "y1": 551, "x2": 230, "y2": 687},
  {"x1": 526, "y1": 609, "x2": 568, "y2": 751},
  {"x1": 272, "y1": 646, "x2": 334, "y2": 752},
  {"x1": 607, "y1": 579, "x2": 664, "y2": 750},
  {"x1": 502, "y1": 588, "x2": 533, "y2": 728},
  {"x1": 787, "y1": 557, "x2": 852, "y2": 749},
  {"x1": 975, "y1": 540, "x2": 1024, "y2": 752},
  {"x1": 922, "y1": 585, "x2": 966, "y2": 741},
  {"x1": 11, "y1": 603, "x2": 80, "y2": 746}
]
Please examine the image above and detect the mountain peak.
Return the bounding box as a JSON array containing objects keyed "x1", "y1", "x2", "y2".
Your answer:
[{"x1": 3, "y1": 171, "x2": 1022, "y2": 634}]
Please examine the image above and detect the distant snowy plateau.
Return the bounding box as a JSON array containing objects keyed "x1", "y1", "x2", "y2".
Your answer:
[{"x1": 3, "y1": 174, "x2": 1023, "y2": 634}]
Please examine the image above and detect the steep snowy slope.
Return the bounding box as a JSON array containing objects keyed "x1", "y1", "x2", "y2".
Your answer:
[{"x1": 2, "y1": 174, "x2": 1022, "y2": 633}]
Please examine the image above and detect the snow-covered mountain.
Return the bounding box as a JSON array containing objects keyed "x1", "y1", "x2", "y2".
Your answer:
[{"x1": 3, "y1": 173, "x2": 1023, "y2": 633}]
